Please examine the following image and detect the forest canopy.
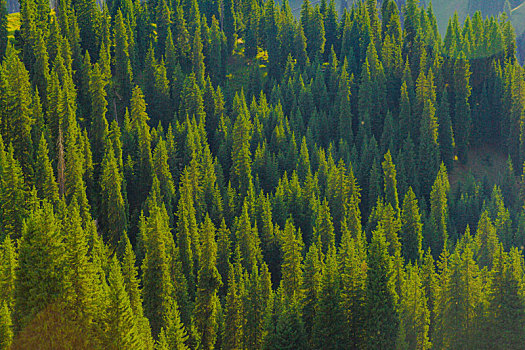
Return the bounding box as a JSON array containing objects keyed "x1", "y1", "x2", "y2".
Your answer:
[{"x1": 0, "y1": 0, "x2": 525, "y2": 348}]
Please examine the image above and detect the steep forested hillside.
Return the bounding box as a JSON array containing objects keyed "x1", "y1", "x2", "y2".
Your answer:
[{"x1": 2, "y1": 0, "x2": 525, "y2": 348}]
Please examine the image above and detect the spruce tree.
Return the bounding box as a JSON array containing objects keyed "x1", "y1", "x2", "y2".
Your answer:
[
  {"x1": 223, "y1": 263, "x2": 244, "y2": 350},
  {"x1": 437, "y1": 87, "x2": 455, "y2": 169},
  {"x1": 0, "y1": 235, "x2": 16, "y2": 309},
  {"x1": 453, "y1": 52, "x2": 472, "y2": 162},
  {"x1": 366, "y1": 223, "x2": 399, "y2": 349},
  {"x1": 62, "y1": 203, "x2": 99, "y2": 334},
  {"x1": 159, "y1": 298, "x2": 189, "y2": 350},
  {"x1": 0, "y1": 0, "x2": 6, "y2": 60},
  {"x1": 301, "y1": 242, "x2": 322, "y2": 344},
  {"x1": 0, "y1": 143, "x2": 30, "y2": 240},
  {"x1": 113, "y1": 10, "x2": 134, "y2": 119},
  {"x1": 1, "y1": 44, "x2": 35, "y2": 180},
  {"x1": 14, "y1": 201, "x2": 66, "y2": 331},
  {"x1": 89, "y1": 62, "x2": 109, "y2": 167},
  {"x1": 429, "y1": 164, "x2": 450, "y2": 258},
  {"x1": 141, "y1": 201, "x2": 175, "y2": 337},
  {"x1": 0, "y1": 301, "x2": 12, "y2": 350},
  {"x1": 279, "y1": 218, "x2": 304, "y2": 301},
  {"x1": 34, "y1": 134, "x2": 59, "y2": 205},
  {"x1": 194, "y1": 215, "x2": 222, "y2": 350},
  {"x1": 313, "y1": 199, "x2": 335, "y2": 255},
  {"x1": 105, "y1": 256, "x2": 140, "y2": 350},
  {"x1": 312, "y1": 249, "x2": 346, "y2": 350},
  {"x1": 418, "y1": 98, "x2": 440, "y2": 198},
  {"x1": 100, "y1": 142, "x2": 128, "y2": 247},
  {"x1": 397, "y1": 264, "x2": 431, "y2": 350},
  {"x1": 486, "y1": 248, "x2": 525, "y2": 349},
  {"x1": 119, "y1": 234, "x2": 154, "y2": 349},
  {"x1": 401, "y1": 187, "x2": 423, "y2": 263},
  {"x1": 382, "y1": 150, "x2": 400, "y2": 214},
  {"x1": 339, "y1": 219, "x2": 367, "y2": 349}
]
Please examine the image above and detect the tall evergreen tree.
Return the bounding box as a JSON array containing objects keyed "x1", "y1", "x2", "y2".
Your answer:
[
  {"x1": 429, "y1": 164, "x2": 450, "y2": 258},
  {"x1": 401, "y1": 187, "x2": 423, "y2": 263},
  {"x1": 194, "y1": 216, "x2": 222, "y2": 350},
  {"x1": 105, "y1": 256, "x2": 140, "y2": 349},
  {"x1": 312, "y1": 249, "x2": 346, "y2": 350},
  {"x1": 13, "y1": 202, "x2": 66, "y2": 331},
  {"x1": 113, "y1": 10, "x2": 134, "y2": 119},
  {"x1": 0, "y1": 0, "x2": 6, "y2": 61},
  {"x1": 365, "y1": 223, "x2": 399, "y2": 349},
  {"x1": 453, "y1": 52, "x2": 472, "y2": 162}
]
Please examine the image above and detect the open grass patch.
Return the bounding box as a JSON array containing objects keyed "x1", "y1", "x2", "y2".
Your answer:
[{"x1": 7, "y1": 12, "x2": 20, "y2": 40}]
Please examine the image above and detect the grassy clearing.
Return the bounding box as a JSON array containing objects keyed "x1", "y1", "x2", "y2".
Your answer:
[
  {"x1": 7, "y1": 12, "x2": 20, "y2": 41},
  {"x1": 512, "y1": 2, "x2": 525, "y2": 37},
  {"x1": 225, "y1": 38, "x2": 268, "y2": 93},
  {"x1": 449, "y1": 143, "x2": 509, "y2": 190}
]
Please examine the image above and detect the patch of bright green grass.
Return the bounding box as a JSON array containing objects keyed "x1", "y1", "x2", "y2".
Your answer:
[{"x1": 7, "y1": 12, "x2": 20, "y2": 41}]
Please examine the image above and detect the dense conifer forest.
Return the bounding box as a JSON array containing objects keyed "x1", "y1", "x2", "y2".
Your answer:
[{"x1": 2, "y1": 0, "x2": 525, "y2": 348}]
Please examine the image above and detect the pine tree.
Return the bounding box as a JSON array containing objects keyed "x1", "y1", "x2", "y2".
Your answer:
[
  {"x1": 0, "y1": 235, "x2": 16, "y2": 309},
  {"x1": 105, "y1": 256, "x2": 140, "y2": 350},
  {"x1": 62, "y1": 202, "x2": 100, "y2": 335},
  {"x1": 429, "y1": 164, "x2": 450, "y2": 258},
  {"x1": 194, "y1": 215, "x2": 222, "y2": 350},
  {"x1": 175, "y1": 168, "x2": 197, "y2": 292},
  {"x1": 100, "y1": 142, "x2": 128, "y2": 247},
  {"x1": 437, "y1": 87, "x2": 455, "y2": 169},
  {"x1": 397, "y1": 264, "x2": 431, "y2": 350},
  {"x1": 279, "y1": 218, "x2": 304, "y2": 301},
  {"x1": 418, "y1": 98, "x2": 440, "y2": 198},
  {"x1": 113, "y1": 10, "x2": 134, "y2": 119},
  {"x1": 119, "y1": 234, "x2": 154, "y2": 348},
  {"x1": 243, "y1": 261, "x2": 271, "y2": 350},
  {"x1": 313, "y1": 199, "x2": 335, "y2": 255},
  {"x1": 437, "y1": 230, "x2": 483, "y2": 348},
  {"x1": 0, "y1": 301, "x2": 12, "y2": 350},
  {"x1": 129, "y1": 86, "x2": 153, "y2": 209},
  {"x1": 74, "y1": 0, "x2": 100, "y2": 56},
  {"x1": 141, "y1": 201, "x2": 175, "y2": 337},
  {"x1": 0, "y1": 143, "x2": 30, "y2": 240},
  {"x1": 339, "y1": 219, "x2": 367, "y2": 349},
  {"x1": 0, "y1": 0, "x2": 6, "y2": 61},
  {"x1": 312, "y1": 249, "x2": 346, "y2": 349},
  {"x1": 265, "y1": 295, "x2": 308, "y2": 350},
  {"x1": 230, "y1": 92, "x2": 253, "y2": 197},
  {"x1": 0, "y1": 44, "x2": 35, "y2": 180},
  {"x1": 382, "y1": 150, "x2": 400, "y2": 214},
  {"x1": 159, "y1": 298, "x2": 189, "y2": 350},
  {"x1": 34, "y1": 134, "x2": 59, "y2": 205},
  {"x1": 234, "y1": 201, "x2": 260, "y2": 272},
  {"x1": 89, "y1": 62, "x2": 109, "y2": 167},
  {"x1": 192, "y1": 26, "x2": 206, "y2": 88},
  {"x1": 307, "y1": 7, "x2": 325, "y2": 61},
  {"x1": 453, "y1": 52, "x2": 472, "y2": 162},
  {"x1": 366, "y1": 223, "x2": 399, "y2": 349},
  {"x1": 13, "y1": 201, "x2": 66, "y2": 331},
  {"x1": 401, "y1": 187, "x2": 423, "y2": 263},
  {"x1": 156, "y1": 0, "x2": 171, "y2": 58},
  {"x1": 64, "y1": 112, "x2": 91, "y2": 225},
  {"x1": 486, "y1": 248, "x2": 525, "y2": 349},
  {"x1": 153, "y1": 138, "x2": 176, "y2": 219},
  {"x1": 223, "y1": 263, "x2": 244, "y2": 350}
]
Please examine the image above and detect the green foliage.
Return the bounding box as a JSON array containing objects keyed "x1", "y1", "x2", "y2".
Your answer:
[
  {"x1": 3, "y1": 1, "x2": 525, "y2": 347},
  {"x1": 366, "y1": 223, "x2": 399, "y2": 349},
  {"x1": 14, "y1": 201, "x2": 66, "y2": 331},
  {"x1": 0, "y1": 301, "x2": 12, "y2": 350},
  {"x1": 105, "y1": 256, "x2": 140, "y2": 349}
]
